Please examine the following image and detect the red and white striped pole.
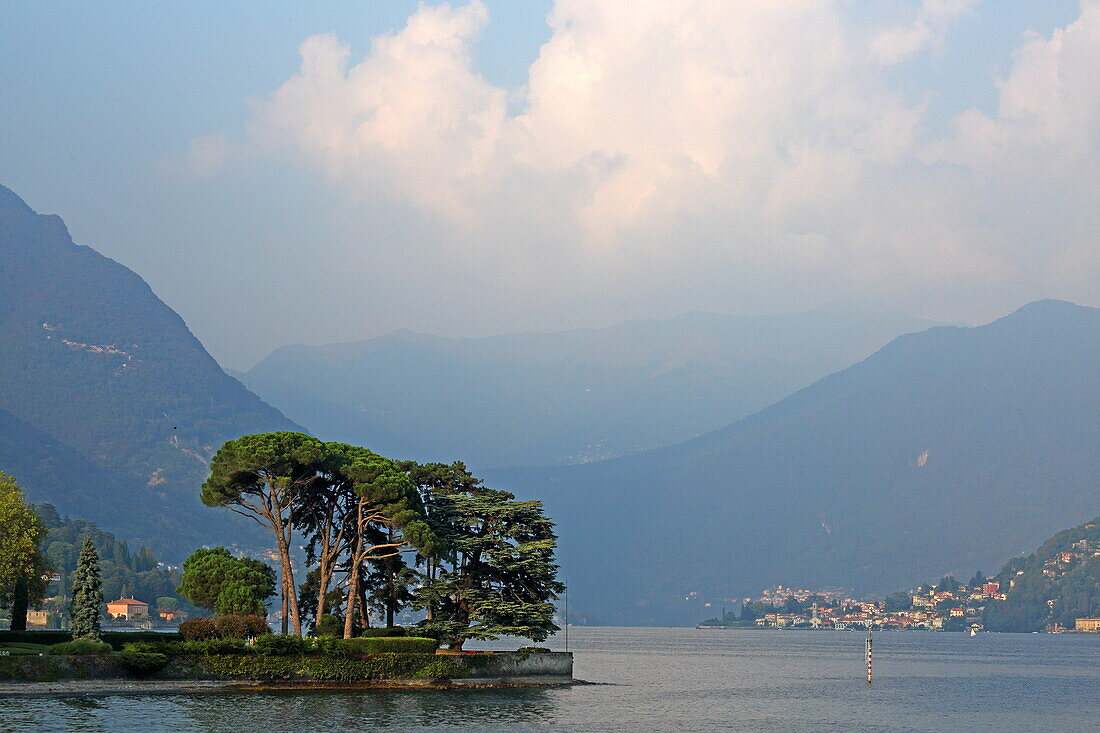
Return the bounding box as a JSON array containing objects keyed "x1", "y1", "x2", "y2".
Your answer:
[{"x1": 865, "y1": 628, "x2": 873, "y2": 684}]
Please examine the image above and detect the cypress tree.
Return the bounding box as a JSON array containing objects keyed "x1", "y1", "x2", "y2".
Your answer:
[
  {"x1": 70, "y1": 536, "x2": 103, "y2": 640},
  {"x1": 10, "y1": 576, "x2": 28, "y2": 632}
]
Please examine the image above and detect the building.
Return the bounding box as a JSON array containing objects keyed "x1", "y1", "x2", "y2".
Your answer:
[
  {"x1": 159, "y1": 609, "x2": 188, "y2": 623},
  {"x1": 106, "y1": 597, "x2": 150, "y2": 621},
  {"x1": 1075, "y1": 617, "x2": 1100, "y2": 632},
  {"x1": 26, "y1": 610, "x2": 51, "y2": 627}
]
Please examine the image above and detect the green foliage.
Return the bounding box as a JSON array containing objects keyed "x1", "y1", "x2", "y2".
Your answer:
[
  {"x1": 409, "y1": 462, "x2": 563, "y2": 648},
  {"x1": 47, "y1": 638, "x2": 112, "y2": 655},
  {"x1": 0, "y1": 630, "x2": 181, "y2": 649},
  {"x1": 118, "y1": 651, "x2": 168, "y2": 677},
  {"x1": 253, "y1": 634, "x2": 309, "y2": 656},
  {"x1": 312, "y1": 614, "x2": 344, "y2": 638},
  {"x1": 34, "y1": 505, "x2": 189, "y2": 623},
  {"x1": 0, "y1": 473, "x2": 50, "y2": 622},
  {"x1": 312, "y1": 637, "x2": 438, "y2": 656},
  {"x1": 70, "y1": 537, "x2": 103, "y2": 640},
  {"x1": 983, "y1": 515, "x2": 1100, "y2": 632},
  {"x1": 215, "y1": 614, "x2": 271, "y2": 639},
  {"x1": 177, "y1": 547, "x2": 276, "y2": 616},
  {"x1": 179, "y1": 617, "x2": 219, "y2": 641},
  {"x1": 356, "y1": 626, "x2": 407, "y2": 637}
]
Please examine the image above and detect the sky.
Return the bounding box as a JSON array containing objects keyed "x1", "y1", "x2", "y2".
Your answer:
[{"x1": 0, "y1": 0, "x2": 1095, "y2": 369}]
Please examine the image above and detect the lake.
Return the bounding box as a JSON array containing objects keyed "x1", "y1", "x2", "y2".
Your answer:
[{"x1": 5, "y1": 627, "x2": 1100, "y2": 732}]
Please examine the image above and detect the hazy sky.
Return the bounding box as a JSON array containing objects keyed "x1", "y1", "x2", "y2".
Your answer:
[{"x1": 1, "y1": 0, "x2": 1094, "y2": 368}]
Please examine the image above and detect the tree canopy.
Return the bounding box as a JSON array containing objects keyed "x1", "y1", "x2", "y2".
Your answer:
[
  {"x1": 0, "y1": 472, "x2": 49, "y2": 629},
  {"x1": 200, "y1": 436, "x2": 561, "y2": 645},
  {"x1": 177, "y1": 547, "x2": 276, "y2": 617}
]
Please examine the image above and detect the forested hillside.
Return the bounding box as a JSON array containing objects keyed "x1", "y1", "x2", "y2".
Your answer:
[
  {"x1": 983, "y1": 516, "x2": 1100, "y2": 632},
  {"x1": 0, "y1": 185, "x2": 301, "y2": 553}
]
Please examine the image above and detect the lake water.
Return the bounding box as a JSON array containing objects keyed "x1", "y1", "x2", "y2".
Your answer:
[{"x1": 5, "y1": 627, "x2": 1100, "y2": 732}]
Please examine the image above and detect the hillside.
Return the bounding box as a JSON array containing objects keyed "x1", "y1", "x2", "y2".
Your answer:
[
  {"x1": 491, "y1": 300, "x2": 1100, "y2": 625},
  {"x1": 243, "y1": 304, "x2": 933, "y2": 468},
  {"x1": 983, "y1": 516, "x2": 1100, "y2": 632},
  {"x1": 0, "y1": 185, "x2": 302, "y2": 553}
]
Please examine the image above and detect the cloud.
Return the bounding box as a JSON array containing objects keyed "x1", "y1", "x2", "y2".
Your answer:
[
  {"x1": 179, "y1": 133, "x2": 232, "y2": 177},
  {"x1": 223, "y1": 0, "x2": 1100, "y2": 328},
  {"x1": 870, "y1": 0, "x2": 979, "y2": 66}
]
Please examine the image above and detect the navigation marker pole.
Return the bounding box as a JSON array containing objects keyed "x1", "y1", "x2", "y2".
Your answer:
[{"x1": 865, "y1": 625, "x2": 873, "y2": 685}]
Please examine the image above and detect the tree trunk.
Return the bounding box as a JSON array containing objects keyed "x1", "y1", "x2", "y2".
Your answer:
[
  {"x1": 281, "y1": 581, "x2": 289, "y2": 635},
  {"x1": 343, "y1": 502, "x2": 364, "y2": 639},
  {"x1": 272, "y1": 515, "x2": 301, "y2": 635}
]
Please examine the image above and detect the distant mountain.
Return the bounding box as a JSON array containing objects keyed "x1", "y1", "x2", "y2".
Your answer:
[
  {"x1": 243, "y1": 304, "x2": 935, "y2": 469},
  {"x1": 491, "y1": 300, "x2": 1100, "y2": 625},
  {"x1": 0, "y1": 185, "x2": 302, "y2": 554}
]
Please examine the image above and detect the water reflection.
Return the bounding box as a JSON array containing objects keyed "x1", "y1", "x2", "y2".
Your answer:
[{"x1": 5, "y1": 629, "x2": 1100, "y2": 733}]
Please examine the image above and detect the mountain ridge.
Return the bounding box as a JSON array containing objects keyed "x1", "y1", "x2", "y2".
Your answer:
[
  {"x1": 244, "y1": 300, "x2": 937, "y2": 469},
  {"x1": 489, "y1": 298, "x2": 1100, "y2": 624},
  {"x1": 0, "y1": 184, "x2": 303, "y2": 554}
]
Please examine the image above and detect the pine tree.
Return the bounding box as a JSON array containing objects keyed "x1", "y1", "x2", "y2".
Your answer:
[{"x1": 70, "y1": 536, "x2": 103, "y2": 640}]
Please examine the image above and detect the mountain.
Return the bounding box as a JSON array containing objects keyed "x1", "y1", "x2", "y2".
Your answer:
[
  {"x1": 243, "y1": 304, "x2": 934, "y2": 469},
  {"x1": 0, "y1": 185, "x2": 302, "y2": 554},
  {"x1": 489, "y1": 300, "x2": 1100, "y2": 625}
]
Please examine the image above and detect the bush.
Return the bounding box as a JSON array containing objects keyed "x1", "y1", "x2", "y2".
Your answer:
[
  {"x1": 253, "y1": 634, "x2": 308, "y2": 656},
  {"x1": 216, "y1": 614, "x2": 271, "y2": 639},
  {"x1": 358, "y1": 626, "x2": 407, "y2": 637},
  {"x1": 119, "y1": 651, "x2": 168, "y2": 677},
  {"x1": 517, "y1": 646, "x2": 552, "y2": 653},
  {"x1": 179, "y1": 617, "x2": 219, "y2": 641},
  {"x1": 313, "y1": 614, "x2": 343, "y2": 638},
  {"x1": 47, "y1": 639, "x2": 113, "y2": 655}
]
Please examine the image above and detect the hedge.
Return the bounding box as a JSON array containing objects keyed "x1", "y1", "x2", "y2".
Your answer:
[
  {"x1": 0, "y1": 630, "x2": 182, "y2": 650},
  {"x1": 199, "y1": 653, "x2": 463, "y2": 682},
  {"x1": 358, "y1": 626, "x2": 407, "y2": 638}
]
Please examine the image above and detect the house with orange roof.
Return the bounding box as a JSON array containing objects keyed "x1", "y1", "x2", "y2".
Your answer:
[{"x1": 106, "y1": 597, "x2": 149, "y2": 621}]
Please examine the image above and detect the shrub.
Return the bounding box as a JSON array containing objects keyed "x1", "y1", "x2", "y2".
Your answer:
[
  {"x1": 119, "y1": 651, "x2": 168, "y2": 677},
  {"x1": 313, "y1": 614, "x2": 343, "y2": 638},
  {"x1": 216, "y1": 614, "x2": 269, "y2": 639},
  {"x1": 179, "y1": 617, "x2": 219, "y2": 641},
  {"x1": 253, "y1": 634, "x2": 308, "y2": 656},
  {"x1": 47, "y1": 639, "x2": 112, "y2": 655},
  {"x1": 358, "y1": 626, "x2": 407, "y2": 638},
  {"x1": 517, "y1": 647, "x2": 552, "y2": 653}
]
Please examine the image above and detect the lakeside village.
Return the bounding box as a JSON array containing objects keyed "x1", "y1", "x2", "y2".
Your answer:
[{"x1": 699, "y1": 582, "x2": 1010, "y2": 632}]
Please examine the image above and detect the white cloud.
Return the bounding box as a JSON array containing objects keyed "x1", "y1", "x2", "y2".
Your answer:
[
  {"x1": 870, "y1": 0, "x2": 979, "y2": 66},
  {"x1": 224, "y1": 0, "x2": 1100, "y2": 327}
]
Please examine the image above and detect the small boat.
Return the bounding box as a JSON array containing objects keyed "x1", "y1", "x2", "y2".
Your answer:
[{"x1": 969, "y1": 628, "x2": 976, "y2": 637}]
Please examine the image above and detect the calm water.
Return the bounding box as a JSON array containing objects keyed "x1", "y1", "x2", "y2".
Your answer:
[{"x1": 4, "y1": 627, "x2": 1100, "y2": 732}]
